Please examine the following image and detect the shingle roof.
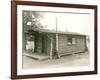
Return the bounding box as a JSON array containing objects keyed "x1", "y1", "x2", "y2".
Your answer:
[
  {"x1": 26, "y1": 28, "x2": 86, "y2": 36},
  {"x1": 27, "y1": 28, "x2": 86, "y2": 36}
]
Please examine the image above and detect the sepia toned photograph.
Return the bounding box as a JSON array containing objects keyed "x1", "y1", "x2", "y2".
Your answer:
[
  {"x1": 22, "y1": 11, "x2": 89, "y2": 69},
  {"x1": 11, "y1": 1, "x2": 97, "y2": 79}
]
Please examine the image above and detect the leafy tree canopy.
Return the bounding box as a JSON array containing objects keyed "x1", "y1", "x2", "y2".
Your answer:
[{"x1": 22, "y1": 11, "x2": 44, "y2": 33}]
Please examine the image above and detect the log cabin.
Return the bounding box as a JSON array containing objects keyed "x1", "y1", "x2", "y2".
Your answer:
[{"x1": 24, "y1": 28, "x2": 87, "y2": 59}]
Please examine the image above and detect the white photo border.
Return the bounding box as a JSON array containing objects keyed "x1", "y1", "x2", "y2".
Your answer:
[{"x1": 17, "y1": 5, "x2": 95, "y2": 75}]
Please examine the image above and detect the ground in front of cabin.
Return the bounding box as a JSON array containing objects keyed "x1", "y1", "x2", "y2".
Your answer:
[{"x1": 22, "y1": 51, "x2": 89, "y2": 69}]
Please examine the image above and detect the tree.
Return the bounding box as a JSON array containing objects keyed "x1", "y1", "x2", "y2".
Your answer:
[
  {"x1": 22, "y1": 11, "x2": 44, "y2": 50},
  {"x1": 22, "y1": 11, "x2": 44, "y2": 32}
]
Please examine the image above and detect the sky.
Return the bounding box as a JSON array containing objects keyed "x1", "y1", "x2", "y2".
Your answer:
[{"x1": 39, "y1": 12, "x2": 90, "y2": 35}]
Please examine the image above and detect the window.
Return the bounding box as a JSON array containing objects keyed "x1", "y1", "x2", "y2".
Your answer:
[{"x1": 67, "y1": 38, "x2": 76, "y2": 45}]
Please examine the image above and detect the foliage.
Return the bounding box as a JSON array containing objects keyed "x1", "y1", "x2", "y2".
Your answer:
[{"x1": 22, "y1": 11, "x2": 44, "y2": 33}]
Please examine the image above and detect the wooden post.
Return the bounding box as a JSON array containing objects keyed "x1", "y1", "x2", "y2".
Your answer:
[
  {"x1": 56, "y1": 18, "x2": 58, "y2": 51},
  {"x1": 56, "y1": 34, "x2": 60, "y2": 58},
  {"x1": 50, "y1": 38, "x2": 53, "y2": 59},
  {"x1": 56, "y1": 34, "x2": 58, "y2": 51},
  {"x1": 55, "y1": 18, "x2": 60, "y2": 58}
]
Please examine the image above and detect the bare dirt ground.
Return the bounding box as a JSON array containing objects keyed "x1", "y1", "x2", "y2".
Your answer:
[{"x1": 23, "y1": 51, "x2": 89, "y2": 69}]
